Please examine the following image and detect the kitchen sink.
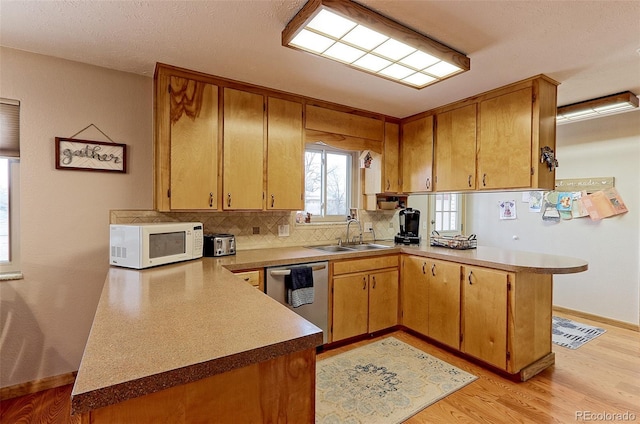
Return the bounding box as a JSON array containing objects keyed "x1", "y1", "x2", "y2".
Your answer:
[
  {"x1": 344, "y1": 243, "x2": 391, "y2": 250},
  {"x1": 311, "y1": 245, "x2": 354, "y2": 252},
  {"x1": 307, "y1": 243, "x2": 391, "y2": 253}
]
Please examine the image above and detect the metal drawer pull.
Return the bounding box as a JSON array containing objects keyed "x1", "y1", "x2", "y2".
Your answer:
[
  {"x1": 269, "y1": 265, "x2": 326, "y2": 276},
  {"x1": 431, "y1": 264, "x2": 436, "y2": 277},
  {"x1": 422, "y1": 262, "x2": 426, "y2": 274},
  {"x1": 468, "y1": 270, "x2": 473, "y2": 284},
  {"x1": 468, "y1": 175, "x2": 472, "y2": 187}
]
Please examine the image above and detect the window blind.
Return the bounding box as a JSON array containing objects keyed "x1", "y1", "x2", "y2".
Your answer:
[{"x1": 0, "y1": 98, "x2": 20, "y2": 158}]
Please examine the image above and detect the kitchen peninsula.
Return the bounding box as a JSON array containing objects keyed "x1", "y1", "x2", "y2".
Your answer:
[{"x1": 71, "y1": 243, "x2": 587, "y2": 422}]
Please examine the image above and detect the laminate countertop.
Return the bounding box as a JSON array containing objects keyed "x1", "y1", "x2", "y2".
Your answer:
[{"x1": 71, "y1": 242, "x2": 587, "y2": 414}]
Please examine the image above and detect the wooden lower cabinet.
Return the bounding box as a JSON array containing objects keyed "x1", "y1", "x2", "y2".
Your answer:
[
  {"x1": 232, "y1": 269, "x2": 264, "y2": 291},
  {"x1": 461, "y1": 265, "x2": 553, "y2": 375},
  {"x1": 331, "y1": 256, "x2": 399, "y2": 342},
  {"x1": 84, "y1": 348, "x2": 316, "y2": 423},
  {"x1": 402, "y1": 256, "x2": 553, "y2": 379},
  {"x1": 401, "y1": 256, "x2": 460, "y2": 349},
  {"x1": 461, "y1": 266, "x2": 509, "y2": 369},
  {"x1": 401, "y1": 256, "x2": 429, "y2": 335}
]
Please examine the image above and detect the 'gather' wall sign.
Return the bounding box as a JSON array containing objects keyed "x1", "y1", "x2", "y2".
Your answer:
[{"x1": 55, "y1": 137, "x2": 127, "y2": 173}]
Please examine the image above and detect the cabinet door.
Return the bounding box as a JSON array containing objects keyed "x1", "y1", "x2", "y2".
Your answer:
[
  {"x1": 332, "y1": 274, "x2": 369, "y2": 342},
  {"x1": 427, "y1": 260, "x2": 461, "y2": 349},
  {"x1": 383, "y1": 122, "x2": 400, "y2": 193},
  {"x1": 223, "y1": 88, "x2": 264, "y2": 210},
  {"x1": 401, "y1": 256, "x2": 429, "y2": 335},
  {"x1": 267, "y1": 98, "x2": 303, "y2": 210},
  {"x1": 169, "y1": 77, "x2": 218, "y2": 209},
  {"x1": 462, "y1": 266, "x2": 508, "y2": 370},
  {"x1": 435, "y1": 104, "x2": 476, "y2": 191},
  {"x1": 368, "y1": 269, "x2": 399, "y2": 333},
  {"x1": 478, "y1": 88, "x2": 533, "y2": 190},
  {"x1": 401, "y1": 116, "x2": 433, "y2": 193}
]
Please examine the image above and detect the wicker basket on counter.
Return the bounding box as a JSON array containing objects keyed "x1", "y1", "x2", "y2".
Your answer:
[{"x1": 430, "y1": 231, "x2": 477, "y2": 250}]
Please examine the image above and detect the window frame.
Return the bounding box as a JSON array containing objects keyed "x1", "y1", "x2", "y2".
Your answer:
[
  {"x1": 428, "y1": 192, "x2": 466, "y2": 235},
  {"x1": 0, "y1": 97, "x2": 21, "y2": 277},
  {"x1": 304, "y1": 146, "x2": 358, "y2": 223}
]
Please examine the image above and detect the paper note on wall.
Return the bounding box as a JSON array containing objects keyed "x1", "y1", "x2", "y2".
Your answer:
[{"x1": 580, "y1": 188, "x2": 628, "y2": 220}]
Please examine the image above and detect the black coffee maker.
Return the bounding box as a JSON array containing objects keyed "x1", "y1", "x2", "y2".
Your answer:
[{"x1": 394, "y1": 208, "x2": 421, "y2": 245}]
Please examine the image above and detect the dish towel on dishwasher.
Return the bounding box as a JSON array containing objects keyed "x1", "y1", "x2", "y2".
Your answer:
[{"x1": 286, "y1": 266, "x2": 314, "y2": 308}]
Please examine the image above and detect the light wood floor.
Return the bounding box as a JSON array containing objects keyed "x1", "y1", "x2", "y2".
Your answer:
[{"x1": 2, "y1": 311, "x2": 638, "y2": 423}]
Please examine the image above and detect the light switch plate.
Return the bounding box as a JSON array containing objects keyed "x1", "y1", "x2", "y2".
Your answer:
[{"x1": 278, "y1": 224, "x2": 289, "y2": 237}]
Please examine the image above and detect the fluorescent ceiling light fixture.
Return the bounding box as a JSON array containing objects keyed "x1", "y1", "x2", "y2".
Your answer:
[
  {"x1": 282, "y1": 0, "x2": 470, "y2": 89},
  {"x1": 556, "y1": 91, "x2": 639, "y2": 124}
]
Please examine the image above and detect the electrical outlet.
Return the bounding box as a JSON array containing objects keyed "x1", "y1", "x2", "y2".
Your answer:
[
  {"x1": 278, "y1": 224, "x2": 289, "y2": 237},
  {"x1": 364, "y1": 222, "x2": 373, "y2": 232},
  {"x1": 252, "y1": 226, "x2": 260, "y2": 234},
  {"x1": 389, "y1": 222, "x2": 394, "y2": 229}
]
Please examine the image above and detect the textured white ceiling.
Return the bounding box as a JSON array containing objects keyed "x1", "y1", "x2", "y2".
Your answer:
[{"x1": 1, "y1": 0, "x2": 639, "y2": 118}]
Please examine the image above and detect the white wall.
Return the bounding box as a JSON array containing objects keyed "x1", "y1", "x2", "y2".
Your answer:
[
  {"x1": 0, "y1": 48, "x2": 153, "y2": 388},
  {"x1": 467, "y1": 110, "x2": 640, "y2": 326}
]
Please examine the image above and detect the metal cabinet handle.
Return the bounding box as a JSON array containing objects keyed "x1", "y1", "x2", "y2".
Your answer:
[
  {"x1": 468, "y1": 270, "x2": 473, "y2": 285},
  {"x1": 372, "y1": 276, "x2": 376, "y2": 289},
  {"x1": 422, "y1": 262, "x2": 426, "y2": 274},
  {"x1": 362, "y1": 277, "x2": 367, "y2": 290},
  {"x1": 482, "y1": 174, "x2": 487, "y2": 187},
  {"x1": 243, "y1": 277, "x2": 250, "y2": 282},
  {"x1": 386, "y1": 179, "x2": 390, "y2": 191},
  {"x1": 271, "y1": 194, "x2": 275, "y2": 208},
  {"x1": 426, "y1": 177, "x2": 431, "y2": 189},
  {"x1": 227, "y1": 193, "x2": 231, "y2": 207},
  {"x1": 468, "y1": 175, "x2": 472, "y2": 187},
  {"x1": 209, "y1": 192, "x2": 214, "y2": 208},
  {"x1": 431, "y1": 264, "x2": 436, "y2": 277}
]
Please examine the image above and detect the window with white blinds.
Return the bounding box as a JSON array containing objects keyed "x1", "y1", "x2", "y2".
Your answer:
[
  {"x1": 0, "y1": 99, "x2": 20, "y2": 158},
  {"x1": 0, "y1": 98, "x2": 21, "y2": 276}
]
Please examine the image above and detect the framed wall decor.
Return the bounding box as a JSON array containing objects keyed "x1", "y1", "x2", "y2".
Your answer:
[{"x1": 55, "y1": 137, "x2": 127, "y2": 173}]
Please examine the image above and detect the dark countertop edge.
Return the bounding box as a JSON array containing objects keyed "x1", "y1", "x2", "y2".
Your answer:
[{"x1": 71, "y1": 331, "x2": 322, "y2": 416}]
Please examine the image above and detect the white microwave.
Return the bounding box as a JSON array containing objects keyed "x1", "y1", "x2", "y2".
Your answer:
[{"x1": 109, "y1": 222, "x2": 204, "y2": 269}]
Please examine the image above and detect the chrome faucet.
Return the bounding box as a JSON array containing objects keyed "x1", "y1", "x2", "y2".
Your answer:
[{"x1": 346, "y1": 218, "x2": 363, "y2": 245}]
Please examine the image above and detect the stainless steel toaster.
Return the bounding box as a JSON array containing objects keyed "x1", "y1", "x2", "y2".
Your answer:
[{"x1": 203, "y1": 233, "x2": 236, "y2": 257}]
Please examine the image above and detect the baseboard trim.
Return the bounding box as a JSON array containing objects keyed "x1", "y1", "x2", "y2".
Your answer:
[
  {"x1": 0, "y1": 371, "x2": 76, "y2": 401},
  {"x1": 553, "y1": 305, "x2": 639, "y2": 332}
]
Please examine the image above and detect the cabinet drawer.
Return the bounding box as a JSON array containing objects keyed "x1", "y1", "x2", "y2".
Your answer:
[
  {"x1": 333, "y1": 255, "x2": 399, "y2": 275},
  {"x1": 233, "y1": 270, "x2": 261, "y2": 289}
]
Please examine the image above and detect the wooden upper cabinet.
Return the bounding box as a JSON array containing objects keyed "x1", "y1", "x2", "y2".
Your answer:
[
  {"x1": 223, "y1": 88, "x2": 265, "y2": 210},
  {"x1": 478, "y1": 88, "x2": 533, "y2": 190},
  {"x1": 168, "y1": 77, "x2": 219, "y2": 210},
  {"x1": 435, "y1": 104, "x2": 477, "y2": 191},
  {"x1": 383, "y1": 122, "x2": 400, "y2": 193},
  {"x1": 401, "y1": 115, "x2": 434, "y2": 193},
  {"x1": 477, "y1": 76, "x2": 558, "y2": 191},
  {"x1": 305, "y1": 105, "x2": 383, "y2": 142},
  {"x1": 266, "y1": 98, "x2": 304, "y2": 210}
]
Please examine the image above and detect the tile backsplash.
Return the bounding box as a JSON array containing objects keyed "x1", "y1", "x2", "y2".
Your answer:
[{"x1": 110, "y1": 209, "x2": 399, "y2": 250}]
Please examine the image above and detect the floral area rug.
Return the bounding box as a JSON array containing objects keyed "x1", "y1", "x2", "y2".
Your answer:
[
  {"x1": 316, "y1": 337, "x2": 477, "y2": 423},
  {"x1": 552, "y1": 316, "x2": 606, "y2": 349}
]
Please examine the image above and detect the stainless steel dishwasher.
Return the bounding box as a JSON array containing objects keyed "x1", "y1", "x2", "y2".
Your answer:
[{"x1": 265, "y1": 261, "x2": 329, "y2": 344}]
